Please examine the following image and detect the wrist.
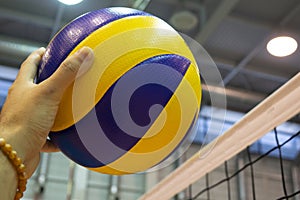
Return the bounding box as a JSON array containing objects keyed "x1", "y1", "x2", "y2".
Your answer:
[
  {"x1": 0, "y1": 146, "x2": 18, "y2": 200},
  {"x1": 0, "y1": 123, "x2": 32, "y2": 163},
  {"x1": 0, "y1": 138, "x2": 28, "y2": 200},
  {"x1": 0, "y1": 122, "x2": 40, "y2": 179}
]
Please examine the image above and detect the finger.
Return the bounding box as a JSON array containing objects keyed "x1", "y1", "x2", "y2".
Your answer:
[
  {"x1": 41, "y1": 139, "x2": 60, "y2": 153},
  {"x1": 18, "y1": 47, "x2": 46, "y2": 82},
  {"x1": 43, "y1": 46, "x2": 94, "y2": 96}
]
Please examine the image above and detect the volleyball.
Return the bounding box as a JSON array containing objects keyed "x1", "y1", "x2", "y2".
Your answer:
[{"x1": 37, "y1": 7, "x2": 201, "y2": 175}]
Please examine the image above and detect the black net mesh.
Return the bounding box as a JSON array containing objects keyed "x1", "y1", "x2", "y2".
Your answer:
[{"x1": 179, "y1": 128, "x2": 300, "y2": 200}]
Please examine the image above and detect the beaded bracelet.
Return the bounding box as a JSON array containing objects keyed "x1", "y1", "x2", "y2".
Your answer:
[{"x1": 0, "y1": 138, "x2": 28, "y2": 200}]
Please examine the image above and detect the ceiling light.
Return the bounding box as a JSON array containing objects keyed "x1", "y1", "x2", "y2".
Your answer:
[
  {"x1": 266, "y1": 36, "x2": 298, "y2": 57},
  {"x1": 57, "y1": 0, "x2": 83, "y2": 5}
]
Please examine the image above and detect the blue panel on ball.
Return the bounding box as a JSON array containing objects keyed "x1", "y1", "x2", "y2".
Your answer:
[
  {"x1": 138, "y1": 53, "x2": 192, "y2": 75},
  {"x1": 129, "y1": 84, "x2": 173, "y2": 127},
  {"x1": 49, "y1": 127, "x2": 104, "y2": 167},
  {"x1": 127, "y1": 54, "x2": 192, "y2": 127},
  {"x1": 95, "y1": 54, "x2": 191, "y2": 150},
  {"x1": 37, "y1": 7, "x2": 150, "y2": 83}
]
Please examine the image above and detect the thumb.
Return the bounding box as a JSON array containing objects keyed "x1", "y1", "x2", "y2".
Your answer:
[{"x1": 43, "y1": 46, "x2": 94, "y2": 96}]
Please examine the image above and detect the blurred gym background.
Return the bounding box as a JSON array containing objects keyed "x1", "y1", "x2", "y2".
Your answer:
[{"x1": 0, "y1": 0, "x2": 299, "y2": 199}]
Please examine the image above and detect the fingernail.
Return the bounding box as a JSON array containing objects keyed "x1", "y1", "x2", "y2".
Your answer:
[
  {"x1": 75, "y1": 46, "x2": 93, "y2": 60},
  {"x1": 35, "y1": 47, "x2": 46, "y2": 56},
  {"x1": 38, "y1": 47, "x2": 46, "y2": 51},
  {"x1": 76, "y1": 47, "x2": 94, "y2": 78}
]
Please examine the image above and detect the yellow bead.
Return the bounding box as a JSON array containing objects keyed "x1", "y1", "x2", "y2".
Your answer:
[
  {"x1": 8, "y1": 150, "x2": 17, "y2": 160},
  {"x1": 13, "y1": 157, "x2": 22, "y2": 166},
  {"x1": 17, "y1": 164, "x2": 26, "y2": 173},
  {"x1": 3, "y1": 143, "x2": 12, "y2": 153},
  {"x1": 19, "y1": 172, "x2": 27, "y2": 180},
  {"x1": 18, "y1": 179, "x2": 27, "y2": 187},
  {"x1": 18, "y1": 184, "x2": 26, "y2": 192},
  {"x1": 14, "y1": 191, "x2": 23, "y2": 200},
  {"x1": 0, "y1": 138, "x2": 5, "y2": 147}
]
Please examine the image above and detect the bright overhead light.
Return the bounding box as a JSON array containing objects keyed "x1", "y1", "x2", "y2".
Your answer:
[
  {"x1": 267, "y1": 36, "x2": 298, "y2": 57},
  {"x1": 57, "y1": 0, "x2": 83, "y2": 5}
]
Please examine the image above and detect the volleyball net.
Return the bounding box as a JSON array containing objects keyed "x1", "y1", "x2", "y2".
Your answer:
[
  {"x1": 185, "y1": 128, "x2": 300, "y2": 200},
  {"x1": 139, "y1": 73, "x2": 300, "y2": 200}
]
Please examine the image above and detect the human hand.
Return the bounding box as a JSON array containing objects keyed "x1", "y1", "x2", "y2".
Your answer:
[{"x1": 0, "y1": 46, "x2": 94, "y2": 177}]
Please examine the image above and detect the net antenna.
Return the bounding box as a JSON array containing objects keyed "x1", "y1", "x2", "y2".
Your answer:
[{"x1": 139, "y1": 72, "x2": 300, "y2": 200}]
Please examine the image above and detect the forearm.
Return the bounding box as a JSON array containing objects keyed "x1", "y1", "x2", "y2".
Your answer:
[{"x1": 0, "y1": 150, "x2": 18, "y2": 200}]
